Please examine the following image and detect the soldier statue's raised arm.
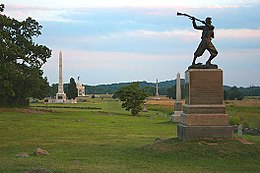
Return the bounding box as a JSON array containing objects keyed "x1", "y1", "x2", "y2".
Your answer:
[{"x1": 192, "y1": 17, "x2": 218, "y2": 65}]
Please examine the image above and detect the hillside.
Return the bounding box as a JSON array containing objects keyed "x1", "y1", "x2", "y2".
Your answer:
[
  {"x1": 49, "y1": 80, "x2": 260, "y2": 97},
  {"x1": 85, "y1": 79, "x2": 185, "y2": 95}
]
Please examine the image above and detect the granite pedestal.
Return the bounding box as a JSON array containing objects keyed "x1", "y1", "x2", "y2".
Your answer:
[{"x1": 177, "y1": 68, "x2": 233, "y2": 140}]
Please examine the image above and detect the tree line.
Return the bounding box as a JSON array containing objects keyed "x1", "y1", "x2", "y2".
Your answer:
[{"x1": 48, "y1": 81, "x2": 260, "y2": 100}]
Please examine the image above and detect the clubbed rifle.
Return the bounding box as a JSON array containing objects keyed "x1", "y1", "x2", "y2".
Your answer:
[{"x1": 177, "y1": 12, "x2": 205, "y2": 24}]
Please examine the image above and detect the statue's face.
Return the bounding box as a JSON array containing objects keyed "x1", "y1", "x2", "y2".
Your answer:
[{"x1": 206, "y1": 18, "x2": 212, "y2": 25}]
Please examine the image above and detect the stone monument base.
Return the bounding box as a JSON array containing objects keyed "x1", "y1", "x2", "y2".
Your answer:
[
  {"x1": 174, "y1": 101, "x2": 183, "y2": 111},
  {"x1": 55, "y1": 92, "x2": 67, "y2": 103},
  {"x1": 177, "y1": 68, "x2": 233, "y2": 140},
  {"x1": 177, "y1": 123, "x2": 233, "y2": 140},
  {"x1": 180, "y1": 113, "x2": 229, "y2": 126},
  {"x1": 171, "y1": 111, "x2": 182, "y2": 122}
]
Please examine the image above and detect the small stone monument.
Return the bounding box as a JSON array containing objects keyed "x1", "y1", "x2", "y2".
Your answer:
[
  {"x1": 238, "y1": 125, "x2": 243, "y2": 138},
  {"x1": 143, "y1": 102, "x2": 148, "y2": 112},
  {"x1": 171, "y1": 72, "x2": 183, "y2": 122}
]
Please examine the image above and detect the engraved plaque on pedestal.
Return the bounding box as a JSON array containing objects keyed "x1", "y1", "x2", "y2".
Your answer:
[{"x1": 178, "y1": 68, "x2": 233, "y2": 140}]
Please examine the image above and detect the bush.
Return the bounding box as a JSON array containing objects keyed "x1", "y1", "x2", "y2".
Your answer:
[{"x1": 0, "y1": 97, "x2": 29, "y2": 107}]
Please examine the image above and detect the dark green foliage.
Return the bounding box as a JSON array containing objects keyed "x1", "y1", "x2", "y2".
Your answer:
[
  {"x1": 0, "y1": 97, "x2": 29, "y2": 107},
  {"x1": 167, "y1": 86, "x2": 176, "y2": 99},
  {"x1": 224, "y1": 86, "x2": 244, "y2": 100},
  {"x1": 86, "y1": 83, "x2": 131, "y2": 94},
  {"x1": 143, "y1": 86, "x2": 155, "y2": 96},
  {"x1": 67, "y1": 77, "x2": 77, "y2": 99},
  {"x1": 85, "y1": 79, "x2": 185, "y2": 95},
  {"x1": 166, "y1": 85, "x2": 185, "y2": 99},
  {"x1": 0, "y1": 4, "x2": 4, "y2": 12},
  {"x1": 49, "y1": 84, "x2": 58, "y2": 98},
  {"x1": 115, "y1": 82, "x2": 148, "y2": 116},
  {"x1": 224, "y1": 85, "x2": 260, "y2": 97},
  {"x1": 112, "y1": 92, "x2": 118, "y2": 99},
  {"x1": 239, "y1": 86, "x2": 260, "y2": 96},
  {"x1": 0, "y1": 4, "x2": 51, "y2": 106}
]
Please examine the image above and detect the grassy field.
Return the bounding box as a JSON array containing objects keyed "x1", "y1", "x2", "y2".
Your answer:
[
  {"x1": 225, "y1": 99, "x2": 260, "y2": 128},
  {"x1": 0, "y1": 98, "x2": 259, "y2": 173}
]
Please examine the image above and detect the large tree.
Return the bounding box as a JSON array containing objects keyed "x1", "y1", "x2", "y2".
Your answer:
[
  {"x1": 0, "y1": 4, "x2": 51, "y2": 106},
  {"x1": 115, "y1": 82, "x2": 148, "y2": 116},
  {"x1": 67, "y1": 77, "x2": 78, "y2": 99}
]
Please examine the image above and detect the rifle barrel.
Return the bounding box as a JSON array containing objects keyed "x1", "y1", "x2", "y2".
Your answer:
[{"x1": 177, "y1": 12, "x2": 204, "y2": 23}]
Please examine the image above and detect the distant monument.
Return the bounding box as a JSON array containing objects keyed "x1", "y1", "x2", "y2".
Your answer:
[
  {"x1": 155, "y1": 79, "x2": 160, "y2": 99},
  {"x1": 77, "y1": 76, "x2": 85, "y2": 96},
  {"x1": 171, "y1": 72, "x2": 183, "y2": 122},
  {"x1": 177, "y1": 12, "x2": 233, "y2": 140},
  {"x1": 55, "y1": 50, "x2": 67, "y2": 103},
  {"x1": 142, "y1": 102, "x2": 148, "y2": 112}
]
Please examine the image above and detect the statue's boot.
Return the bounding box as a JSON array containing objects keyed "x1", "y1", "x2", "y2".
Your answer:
[{"x1": 206, "y1": 55, "x2": 215, "y2": 65}]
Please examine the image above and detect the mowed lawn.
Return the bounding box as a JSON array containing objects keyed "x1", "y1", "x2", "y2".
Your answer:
[{"x1": 0, "y1": 98, "x2": 259, "y2": 173}]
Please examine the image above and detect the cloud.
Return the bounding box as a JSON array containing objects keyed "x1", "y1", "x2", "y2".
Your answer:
[
  {"x1": 217, "y1": 29, "x2": 260, "y2": 39},
  {"x1": 4, "y1": 1, "x2": 260, "y2": 24},
  {"x1": 3, "y1": 0, "x2": 260, "y2": 8},
  {"x1": 207, "y1": 5, "x2": 240, "y2": 9},
  {"x1": 3, "y1": 4, "x2": 73, "y2": 22},
  {"x1": 35, "y1": 26, "x2": 260, "y2": 62},
  {"x1": 110, "y1": 28, "x2": 260, "y2": 40}
]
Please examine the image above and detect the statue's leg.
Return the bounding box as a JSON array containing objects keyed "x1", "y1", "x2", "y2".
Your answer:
[
  {"x1": 206, "y1": 42, "x2": 218, "y2": 65},
  {"x1": 193, "y1": 40, "x2": 206, "y2": 65},
  {"x1": 206, "y1": 56, "x2": 214, "y2": 65},
  {"x1": 192, "y1": 56, "x2": 197, "y2": 65}
]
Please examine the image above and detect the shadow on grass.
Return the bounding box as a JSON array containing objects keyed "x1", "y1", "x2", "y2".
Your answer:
[
  {"x1": 139, "y1": 137, "x2": 260, "y2": 154},
  {"x1": 92, "y1": 110, "x2": 130, "y2": 116},
  {"x1": 156, "y1": 121, "x2": 172, "y2": 125}
]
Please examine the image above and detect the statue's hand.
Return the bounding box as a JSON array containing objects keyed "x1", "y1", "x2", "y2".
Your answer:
[{"x1": 189, "y1": 17, "x2": 195, "y2": 21}]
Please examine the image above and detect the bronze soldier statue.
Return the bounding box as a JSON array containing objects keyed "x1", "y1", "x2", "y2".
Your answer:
[
  {"x1": 192, "y1": 17, "x2": 218, "y2": 65},
  {"x1": 177, "y1": 12, "x2": 218, "y2": 66}
]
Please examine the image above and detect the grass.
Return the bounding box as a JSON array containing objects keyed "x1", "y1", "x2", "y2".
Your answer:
[
  {"x1": 227, "y1": 105, "x2": 260, "y2": 128},
  {"x1": 146, "y1": 104, "x2": 173, "y2": 115},
  {"x1": 0, "y1": 98, "x2": 260, "y2": 172}
]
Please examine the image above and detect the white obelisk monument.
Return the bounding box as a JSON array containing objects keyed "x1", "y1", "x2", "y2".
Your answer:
[
  {"x1": 171, "y1": 72, "x2": 183, "y2": 122},
  {"x1": 56, "y1": 50, "x2": 67, "y2": 103},
  {"x1": 155, "y1": 79, "x2": 160, "y2": 99}
]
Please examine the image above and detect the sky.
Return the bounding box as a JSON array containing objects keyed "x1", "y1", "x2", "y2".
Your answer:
[{"x1": 2, "y1": 0, "x2": 260, "y2": 87}]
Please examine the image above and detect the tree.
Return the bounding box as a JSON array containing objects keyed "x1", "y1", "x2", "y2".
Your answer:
[
  {"x1": 67, "y1": 77, "x2": 77, "y2": 99},
  {"x1": 166, "y1": 85, "x2": 185, "y2": 99},
  {"x1": 225, "y1": 86, "x2": 243, "y2": 100},
  {"x1": 167, "y1": 86, "x2": 176, "y2": 99},
  {"x1": 0, "y1": 4, "x2": 51, "y2": 106},
  {"x1": 115, "y1": 82, "x2": 148, "y2": 116}
]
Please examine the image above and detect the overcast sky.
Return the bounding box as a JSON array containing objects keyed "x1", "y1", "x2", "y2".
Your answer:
[{"x1": 2, "y1": 0, "x2": 260, "y2": 86}]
